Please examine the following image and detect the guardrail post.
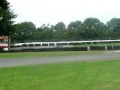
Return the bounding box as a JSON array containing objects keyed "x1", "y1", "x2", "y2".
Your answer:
[
  {"x1": 87, "y1": 46, "x2": 90, "y2": 51},
  {"x1": 105, "y1": 46, "x2": 107, "y2": 51}
]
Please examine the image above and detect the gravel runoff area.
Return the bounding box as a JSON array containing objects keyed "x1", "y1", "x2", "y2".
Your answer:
[{"x1": 0, "y1": 51, "x2": 120, "y2": 67}]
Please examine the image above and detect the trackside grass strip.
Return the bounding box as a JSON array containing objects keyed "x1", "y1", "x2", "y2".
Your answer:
[
  {"x1": 0, "y1": 51, "x2": 103, "y2": 58},
  {"x1": 0, "y1": 60, "x2": 120, "y2": 90}
]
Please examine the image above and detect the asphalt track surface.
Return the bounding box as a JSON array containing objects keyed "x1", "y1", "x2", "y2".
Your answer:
[{"x1": 0, "y1": 51, "x2": 120, "y2": 67}]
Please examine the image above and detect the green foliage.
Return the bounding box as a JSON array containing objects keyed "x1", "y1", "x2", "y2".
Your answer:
[
  {"x1": 13, "y1": 17, "x2": 120, "y2": 42},
  {"x1": 81, "y1": 17, "x2": 105, "y2": 39},
  {"x1": 13, "y1": 22, "x2": 36, "y2": 42},
  {"x1": 32, "y1": 24, "x2": 54, "y2": 41},
  {"x1": 0, "y1": 60, "x2": 120, "y2": 90},
  {"x1": 53, "y1": 22, "x2": 66, "y2": 40},
  {"x1": 0, "y1": 0, "x2": 16, "y2": 36},
  {"x1": 66, "y1": 21, "x2": 82, "y2": 40},
  {"x1": 54, "y1": 22, "x2": 66, "y2": 31},
  {"x1": 106, "y1": 18, "x2": 120, "y2": 38},
  {"x1": 68, "y1": 21, "x2": 82, "y2": 31}
]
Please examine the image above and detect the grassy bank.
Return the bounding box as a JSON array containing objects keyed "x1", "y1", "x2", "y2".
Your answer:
[
  {"x1": 0, "y1": 51, "x2": 103, "y2": 58},
  {"x1": 0, "y1": 60, "x2": 120, "y2": 90}
]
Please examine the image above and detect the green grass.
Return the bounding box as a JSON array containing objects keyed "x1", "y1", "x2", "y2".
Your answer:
[
  {"x1": 0, "y1": 60, "x2": 120, "y2": 90},
  {"x1": 0, "y1": 51, "x2": 103, "y2": 58}
]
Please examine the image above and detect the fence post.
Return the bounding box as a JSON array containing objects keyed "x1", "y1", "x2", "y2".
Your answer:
[
  {"x1": 105, "y1": 46, "x2": 107, "y2": 51},
  {"x1": 87, "y1": 46, "x2": 90, "y2": 51}
]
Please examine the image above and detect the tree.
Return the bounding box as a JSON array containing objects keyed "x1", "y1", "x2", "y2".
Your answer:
[
  {"x1": 0, "y1": 0, "x2": 16, "y2": 35},
  {"x1": 67, "y1": 21, "x2": 82, "y2": 40},
  {"x1": 54, "y1": 22, "x2": 66, "y2": 31},
  {"x1": 13, "y1": 22, "x2": 36, "y2": 42},
  {"x1": 32, "y1": 24, "x2": 54, "y2": 41},
  {"x1": 81, "y1": 17, "x2": 105, "y2": 39},
  {"x1": 68, "y1": 21, "x2": 82, "y2": 31},
  {"x1": 53, "y1": 22, "x2": 66, "y2": 41},
  {"x1": 106, "y1": 18, "x2": 120, "y2": 39}
]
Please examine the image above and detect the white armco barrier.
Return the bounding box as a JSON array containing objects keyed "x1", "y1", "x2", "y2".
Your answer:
[{"x1": 13, "y1": 39, "x2": 120, "y2": 48}]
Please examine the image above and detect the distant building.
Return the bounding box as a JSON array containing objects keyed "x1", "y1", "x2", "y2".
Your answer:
[{"x1": 0, "y1": 36, "x2": 10, "y2": 51}]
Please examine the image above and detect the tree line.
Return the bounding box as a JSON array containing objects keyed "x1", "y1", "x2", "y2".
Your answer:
[
  {"x1": 1, "y1": 0, "x2": 120, "y2": 43},
  {"x1": 12, "y1": 17, "x2": 120, "y2": 42}
]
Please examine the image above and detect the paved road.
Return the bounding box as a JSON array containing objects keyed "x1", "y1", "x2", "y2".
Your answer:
[{"x1": 0, "y1": 51, "x2": 120, "y2": 67}]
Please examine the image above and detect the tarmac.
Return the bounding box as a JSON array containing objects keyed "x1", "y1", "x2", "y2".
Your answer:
[{"x1": 0, "y1": 51, "x2": 120, "y2": 67}]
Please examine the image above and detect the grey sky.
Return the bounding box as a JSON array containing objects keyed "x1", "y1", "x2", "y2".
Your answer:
[{"x1": 8, "y1": 0, "x2": 120, "y2": 27}]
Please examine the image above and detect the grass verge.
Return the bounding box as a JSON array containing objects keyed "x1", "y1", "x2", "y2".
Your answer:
[
  {"x1": 0, "y1": 60, "x2": 120, "y2": 90},
  {"x1": 0, "y1": 51, "x2": 103, "y2": 58}
]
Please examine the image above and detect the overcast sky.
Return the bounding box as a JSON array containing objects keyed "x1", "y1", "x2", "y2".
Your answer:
[{"x1": 8, "y1": 0, "x2": 120, "y2": 27}]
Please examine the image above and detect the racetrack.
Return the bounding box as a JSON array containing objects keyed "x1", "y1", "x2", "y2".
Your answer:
[{"x1": 0, "y1": 51, "x2": 120, "y2": 67}]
